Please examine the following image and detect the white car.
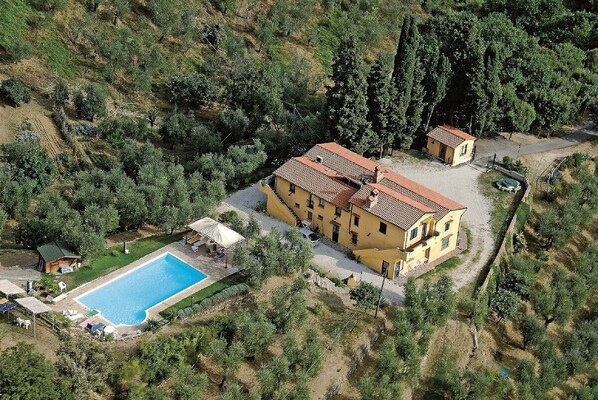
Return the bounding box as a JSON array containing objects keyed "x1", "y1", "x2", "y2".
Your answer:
[{"x1": 299, "y1": 227, "x2": 320, "y2": 246}]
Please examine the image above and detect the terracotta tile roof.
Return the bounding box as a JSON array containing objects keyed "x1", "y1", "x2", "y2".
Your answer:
[
  {"x1": 273, "y1": 157, "x2": 357, "y2": 210},
  {"x1": 305, "y1": 143, "x2": 465, "y2": 214},
  {"x1": 349, "y1": 184, "x2": 435, "y2": 230},
  {"x1": 427, "y1": 125, "x2": 476, "y2": 148}
]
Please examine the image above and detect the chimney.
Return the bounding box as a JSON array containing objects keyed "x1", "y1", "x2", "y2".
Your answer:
[
  {"x1": 316, "y1": 155, "x2": 323, "y2": 164},
  {"x1": 366, "y1": 189, "x2": 379, "y2": 208},
  {"x1": 374, "y1": 166, "x2": 384, "y2": 183}
]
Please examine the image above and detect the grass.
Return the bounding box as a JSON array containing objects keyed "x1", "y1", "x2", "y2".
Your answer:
[
  {"x1": 160, "y1": 273, "x2": 246, "y2": 317},
  {"x1": 515, "y1": 202, "x2": 531, "y2": 231},
  {"x1": 417, "y1": 256, "x2": 461, "y2": 280},
  {"x1": 63, "y1": 233, "x2": 180, "y2": 288},
  {"x1": 478, "y1": 171, "x2": 517, "y2": 237},
  {"x1": 0, "y1": 0, "x2": 32, "y2": 50},
  {"x1": 462, "y1": 226, "x2": 473, "y2": 256}
]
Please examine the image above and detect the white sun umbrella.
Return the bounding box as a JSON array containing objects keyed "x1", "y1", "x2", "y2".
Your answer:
[{"x1": 188, "y1": 217, "x2": 245, "y2": 248}]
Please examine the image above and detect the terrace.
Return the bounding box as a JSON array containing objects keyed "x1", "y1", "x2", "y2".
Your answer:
[{"x1": 52, "y1": 240, "x2": 238, "y2": 336}]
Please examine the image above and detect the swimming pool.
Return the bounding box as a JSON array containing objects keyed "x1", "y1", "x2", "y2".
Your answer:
[{"x1": 77, "y1": 252, "x2": 207, "y2": 326}]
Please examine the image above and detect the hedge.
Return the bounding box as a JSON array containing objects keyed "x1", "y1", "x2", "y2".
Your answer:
[{"x1": 176, "y1": 283, "x2": 250, "y2": 319}]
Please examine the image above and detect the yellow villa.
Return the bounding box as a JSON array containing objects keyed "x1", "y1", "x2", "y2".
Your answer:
[
  {"x1": 426, "y1": 125, "x2": 476, "y2": 166},
  {"x1": 259, "y1": 142, "x2": 467, "y2": 278}
]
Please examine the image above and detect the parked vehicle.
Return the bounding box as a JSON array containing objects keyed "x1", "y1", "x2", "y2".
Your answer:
[{"x1": 299, "y1": 227, "x2": 320, "y2": 246}]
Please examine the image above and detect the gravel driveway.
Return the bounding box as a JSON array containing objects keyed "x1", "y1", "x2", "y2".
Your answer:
[
  {"x1": 218, "y1": 185, "x2": 406, "y2": 303},
  {"x1": 381, "y1": 157, "x2": 494, "y2": 290},
  {"x1": 219, "y1": 156, "x2": 494, "y2": 302}
]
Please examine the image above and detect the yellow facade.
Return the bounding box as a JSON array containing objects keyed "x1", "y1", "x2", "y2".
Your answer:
[
  {"x1": 260, "y1": 175, "x2": 465, "y2": 278},
  {"x1": 426, "y1": 137, "x2": 475, "y2": 166}
]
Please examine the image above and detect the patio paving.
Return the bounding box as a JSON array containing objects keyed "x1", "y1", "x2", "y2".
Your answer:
[{"x1": 52, "y1": 241, "x2": 236, "y2": 335}]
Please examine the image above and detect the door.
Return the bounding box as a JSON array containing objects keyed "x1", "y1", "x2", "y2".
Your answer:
[
  {"x1": 394, "y1": 261, "x2": 401, "y2": 279},
  {"x1": 439, "y1": 144, "x2": 447, "y2": 159},
  {"x1": 424, "y1": 247, "x2": 431, "y2": 260},
  {"x1": 332, "y1": 224, "x2": 339, "y2": 242},
  {"x1": 421, "y1": 222, "x2": 428, "y2": 239}
]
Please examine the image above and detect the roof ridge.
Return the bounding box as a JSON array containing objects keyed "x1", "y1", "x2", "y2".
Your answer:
[
  {"x1": 438, "y1": 124, "x2": 476, "y2": 141},
  {"x1": 368, "y1": 183, "x2": 435, "y2": 213},
  {"x1": 311, "y1": 143, "x2": 465, "y2": 211},
  {"x1": 381, "y1": 170, "x2": 465, "y2": 210}
]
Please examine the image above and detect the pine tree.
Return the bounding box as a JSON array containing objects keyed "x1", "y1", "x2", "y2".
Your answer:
[
  {"x1": 325, "y1": 37, "x2": 374, "y2": 154},
  {"x1": 390, "y1": 15, "x2": 421, "y2": 151},
  {"x1": 366, "y1": 57, "x2": 392, "y2": 158}
]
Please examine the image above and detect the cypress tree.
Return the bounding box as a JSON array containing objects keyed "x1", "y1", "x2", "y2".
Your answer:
[
  {"x1": 469, "y1": 43, "x2": 502, "y2": 137},
  {"x1": 325, "y1": 37, "x2": 374, "y2": 154},
  {"x1": 423, "y1": 48, "x2": 451, "y2": 131},
  {"x1": 389, "y1": 15, "x2": 421, "y2": 151},
  {"x1": 403, "y1": 59, "x2": 426, "y2": 149},
  {"x1": 366, "y1": 57, "x2": 392, "y2": 158}
]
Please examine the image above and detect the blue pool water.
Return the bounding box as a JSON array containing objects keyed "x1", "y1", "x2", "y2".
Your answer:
[{"x1": 77, "y1": 253, "x2": 207, "y2": 325}]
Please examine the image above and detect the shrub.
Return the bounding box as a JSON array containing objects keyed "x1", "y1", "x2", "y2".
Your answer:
[
  {"x1": 218, "y1": 210, "x2": 240, "y2": 224},
  {"x1": 177, "y1": 310, "x2": 186, "y2": 319},
  {"x1": 536, "y1": 250, "x2": 549, "y2": 261},
  {"x1": 0, "y1": 78, "x2": 31, "y2": 106}
]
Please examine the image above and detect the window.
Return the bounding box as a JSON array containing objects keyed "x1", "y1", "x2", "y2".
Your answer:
[
  {"x1": 319, "y1": 198, "x2": 325, "y2": 207},
  {"x1": 335, "y1": 206, "x2": 342, "y2": 217},
  {"x1": 460, "y1": 144, "x2": 468, "y2": 156},
  {"x1": 307, "y1": 211, "x2": 313, "y2": 220},
  {"x1": 441, "y1": 237, "x2": 450, "y2": 250},
  {"x1": 290, "y1": 183, "x2": 296, "y2": 193},
  {"x1": 409, "y1": 227, "x2": 418, "y2": 240},
  {"x1": 379, "y1": 222, "x2": 387, "y2": 234},
  {"x1": 444, "y1": 222, "x2": 451, "y2": 232},
  {"x1": 294, "y1": 203, "x2": 300, "y2": 208},
  {"x1": 353, "y1": 215, "x2": 360, "y2": 227},
  {"x1": 308, "y1": 194, "x2": 314, "y2": 209},
  {"x1": 351, "y1": 232, "x2": 358, "y2": 245},
  {"x1": 317, "y1": 215, "x2": 323, "y2": 221}
]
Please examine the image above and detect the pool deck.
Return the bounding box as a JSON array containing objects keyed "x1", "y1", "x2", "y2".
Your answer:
[{"x1": 52, "y1": 241, "x2": 237, "y2": 335}]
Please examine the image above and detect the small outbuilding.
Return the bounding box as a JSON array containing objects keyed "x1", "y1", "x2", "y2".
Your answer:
[
  {"x1": 36, "y1": 241, "x2": 81, "y2": 274},
  {"x1": 426, "y1": 125, "x2": 476, "y2": 166}
]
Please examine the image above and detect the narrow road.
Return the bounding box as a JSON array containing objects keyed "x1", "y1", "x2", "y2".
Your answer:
[{"x1": 474, "y1": 123, "x2": 597, "y2": 165}]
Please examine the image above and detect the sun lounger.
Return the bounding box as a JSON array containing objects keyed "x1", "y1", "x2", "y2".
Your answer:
[
  {"x1": 62, "y1": 309, "x2": 78, "y2": 316},
  {"x1": 66, "y1": 313, "x2": 85, "y2": 322},
  {"x1": 188, "y1": 235, "x2": 203, "y2": 245},
  {"x1": 0, "y1": 303, "x2": 16, "y2": 314},
  {"x1": 192, "y1": 238, "x2": 208, "y2": 252},
  {"x1": 213, "y1": 252, "x2": 226, "y2": 262},
  {"x1": 88, "y1": 322, "x2": 106, "y2": 335},
  {"x1": 86, "y1": 310, "x2": 100, "y2": 317},
  {"x1": 79, "y1": 317, "x2": 95, "y2": 328},
  {"x1": 0, "y1": 298, "x2": 8, "y2": 305}
]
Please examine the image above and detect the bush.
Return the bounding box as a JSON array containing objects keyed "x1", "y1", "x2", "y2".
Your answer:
[
  {"x1": 536, "y1": 250, "x2": 549, "y2": 261},
  {"x1": 218, "y1": 210, "x2": 240, "y2": 224},
  {"x1": 570, "y1": 153, "x2": 586, "y2": 168},
  {"x1": 0, "y1": 78, "x2": 31, "y2": 106}
]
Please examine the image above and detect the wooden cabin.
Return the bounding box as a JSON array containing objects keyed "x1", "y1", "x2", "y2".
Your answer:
[{"x1": 36, "y1": 241, "x2": 81, "y2": 274}]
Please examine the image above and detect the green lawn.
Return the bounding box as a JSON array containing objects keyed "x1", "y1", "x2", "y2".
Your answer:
[
  {"x1": 63, "y1": 233, "x2": 180, "y2": 289},
  {"x1": 417, "y1": 256, "x2": 461, "y2": 280},
  {"x1": 160, "y1": 273, "x2": 246, "y2": 318},
  {"x1": 478, "y1": 171, "x2": 517, "y2": 237}
]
